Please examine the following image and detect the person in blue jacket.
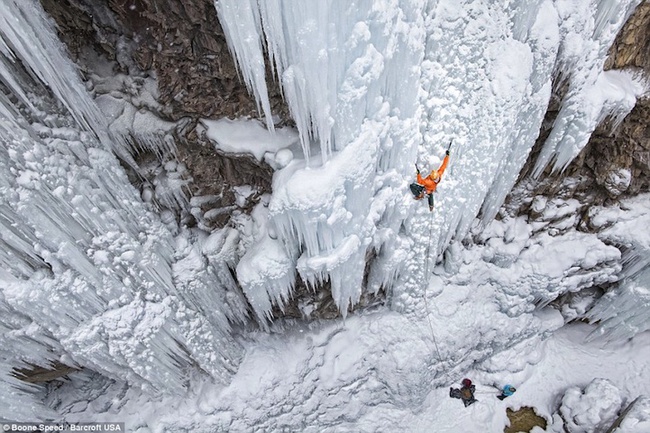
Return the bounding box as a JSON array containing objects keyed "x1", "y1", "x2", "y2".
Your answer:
[{"x1": 497, "y1": 384, "x2": 516, "y2": 400}]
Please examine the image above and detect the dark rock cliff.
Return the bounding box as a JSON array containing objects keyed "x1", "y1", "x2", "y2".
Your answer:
[
  {"x1": 40, "y1": 0, "x2": 290, "y2": 232},
  {"x1": 41, "y1": 0, "x2": 290, "y2": 121},
  {"x1": 600, "y1": 1, "x2": 650, "y2": 197}
]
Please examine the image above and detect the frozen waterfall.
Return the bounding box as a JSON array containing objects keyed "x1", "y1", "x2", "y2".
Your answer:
[
  {"x1": 0, "y1": 0, "x2": 647, "y2": 409},
  {"x1": 0, "y1": 0, "x2": 244, "y2": 397},
  {"x1": 215, "y1": 0, "x2": 644, "y2": 319}
]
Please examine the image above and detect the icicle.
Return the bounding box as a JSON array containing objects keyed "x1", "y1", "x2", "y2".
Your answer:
[
  {"x1": 0, "y1": 0, "x2": 97, "y2": 131},
  {"x1": 0, "y1": 1, "x2": 244, "y2": 391},
  {"x1": 0, "y1": 0, "x2": 136, "y2": 167},
  {"x1": 531, "y1": 0, "x2": 642, "y2": 178},
  {"x1": 237, "y1": 236, "x2": 297, "y2": 326},
  {"x1": 217, "y1": 0, "x2": 432, "y2": 317},
  {"x1": 213, "y1": 0, "x2": 275, "y2": 131},
  {"x1": 585, "y1": 193, "x2": 650, "y2": 341},
  {"x1": 587, "y1": 267, "x2": 650, "y2": 342}
]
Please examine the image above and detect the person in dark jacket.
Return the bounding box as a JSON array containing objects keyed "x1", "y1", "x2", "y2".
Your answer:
[{"x1": 450, "y1": 378, "x2": 477, "y2": 407}]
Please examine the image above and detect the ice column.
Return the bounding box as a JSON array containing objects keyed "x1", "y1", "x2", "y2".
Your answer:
[
  {"x1": 0, "y1": 1, "x2": 244, "y2": 393},
  {"x1": 587, "y1": 267, "x2": 650, "y2": 341},
  {"x1": 586, "y1": 195, "x2": 650, "y2": 341},
  {"x1": 0, "y1": 0, "x2": 136, "y2": 166},
  {"x1": 220, "y1": 0, "x2": 427, "y2": 318},
  {"x1": 214, "y1": 0, "x2": 275, "y2": 131},
  {"x1": 406, "y1": 0, "x2": 562, "y2": 292}
]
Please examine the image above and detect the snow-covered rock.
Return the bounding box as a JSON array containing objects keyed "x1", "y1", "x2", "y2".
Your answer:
[{"x1": 559, "y1": 378, "x2": 623, "y2": 433}]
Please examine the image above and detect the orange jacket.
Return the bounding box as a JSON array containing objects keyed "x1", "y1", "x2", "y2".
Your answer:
[{"x1": 416, "y1": 154, "x2": 449, "y2": 194}]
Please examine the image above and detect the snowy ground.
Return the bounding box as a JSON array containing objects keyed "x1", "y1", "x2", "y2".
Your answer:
[
  {"x1": 50, "y1": 308, "x2": 650, "y2": 433},
  {"x1": 47, "y1": 181, "x2": 650, "y2": 431},
  {"x1": 415, "y1": 323, "x2": 650, "y2": 433}
]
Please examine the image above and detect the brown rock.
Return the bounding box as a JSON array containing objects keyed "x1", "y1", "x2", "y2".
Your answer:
[
  {"x1": 605, "y1": 2, "x2": 650, "y2": 71},
  {"x1": 512, "y1": 2, "x2": 650, "y2": 219}
]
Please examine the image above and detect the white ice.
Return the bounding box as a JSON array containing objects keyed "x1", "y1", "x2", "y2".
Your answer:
[{"x1": 1, "y1": 0, "x2": 649, "y2": 430}]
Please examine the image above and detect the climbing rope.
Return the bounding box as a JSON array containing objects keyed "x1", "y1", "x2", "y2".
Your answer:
[
  {"x1": 419, "y1": 140, "x2": 453, "y2": 365},
  {"x1": 423, "y1": 209, "x2": 443, "y2": 362}
]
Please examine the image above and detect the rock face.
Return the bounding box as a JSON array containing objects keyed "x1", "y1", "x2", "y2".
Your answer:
[
  {"x1": 40, "y1": 0, "x2": 293, "y2": 232},
  {"x1": 596, "y1": 1, "x2": 650, "y2": 198},
  {"x1": 512, "y1": 2, "x2": 649, "y2": 218},
  {"x1": 13, "y1": 362, "x2": 79, "y2": 384},
  {"x1": 606, "y1": 2, "x2": 650, "y2": 72},
  {"x1": 42, "y1": 0, "x2": 290, "y2": 122}
]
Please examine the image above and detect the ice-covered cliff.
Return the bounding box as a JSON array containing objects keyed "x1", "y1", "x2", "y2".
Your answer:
[
  {"x1": 0, "y1": 0, "x2": 245, "y2": 398},
  {"x1": 1, "y1": 0, "x2": 649, "y2": 426},
  {"x1": 215, "y1": 0, "x2": 645, "y2": 320}
]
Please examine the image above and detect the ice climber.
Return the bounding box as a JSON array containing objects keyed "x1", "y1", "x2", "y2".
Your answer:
[
  {"x1": 410, "y1": 142, "x2": 451, "y2": 212},
  {"x1": 450, "y1": 378, "x2": 477, "y2": 407},
  {"x1": 497, "y1": 384, "x2": 516, "y2": 400}
]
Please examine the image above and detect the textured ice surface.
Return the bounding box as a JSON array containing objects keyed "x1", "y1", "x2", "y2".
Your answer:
[
  {"x1": 0, "y1": 0, "x2": 648, "y2": 426},
  {"x1": 0, "y1": 0, "x2": 242, "y2": 395},
  {"x1": 585, "y1": 194, "x2": 650, "y2": 341},
  {"x1": 217, "y1": 0, "x2": 643, "y2": 319}
]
